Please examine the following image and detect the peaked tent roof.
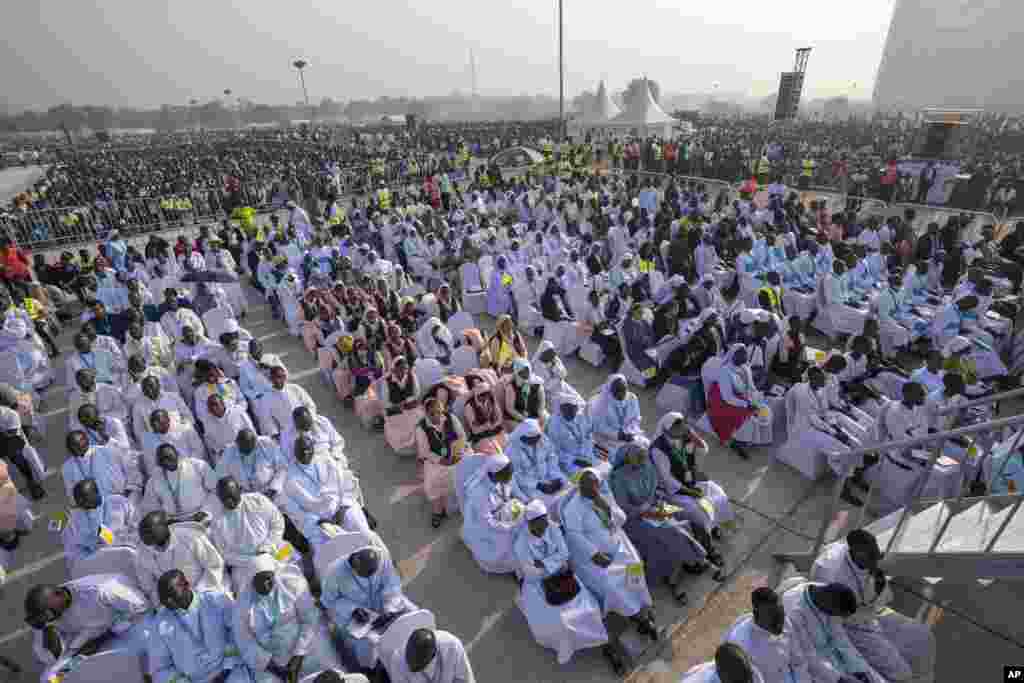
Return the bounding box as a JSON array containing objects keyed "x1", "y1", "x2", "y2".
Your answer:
[
  {"x1": 583, "y1": 80, "x2": 621, "y2": 123},
  {"x1": 609, "y1": 78, "x2": 673, "y2": 126}
]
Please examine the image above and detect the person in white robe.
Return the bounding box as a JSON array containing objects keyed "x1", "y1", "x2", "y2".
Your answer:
[
  {"x1": 560, "y1": 468, "x2": 657, "y2": 667},
  {"x1": 545, "y1": 392, "x2": 610, "y2": 478},
  {"x1": 415, "y1": 316, "x2": 455, "y2": 366},
  {"x1": 148, "y1": 569, "x2": 254, "y2": 683},
  {"x1": 193, "y1": 361, "x2": 246, "y2": 428},
  {"x1": 782, "y1": 368, "x2": 868, "y2": 507},
  {"x1": 513, "y1": 500, "x2": 608, "y2": 664},
  {"x1": 589, "y1": 374, "x2": 644, "y2": 456},
  {"x1": 255, "y1": 364, "x2": 317, "y2": 438},
  {"x1": 277, "y1": 271, "x2": 304, "y2": 337},
  {"x1": 821, "y1": 261, "x2": 869, "y2": 339},
  {"x1": 821, "y1": 354, "x2": 875, "y2": 441},
  {"x1": 64, "y1": 330, "x2": 124, "y2": 394},
  {"x1": 68, "y1": 368, "x2": 129, "y2": 432},
  {"x1": 26, "y1": 576, "x2": 151, "y2": 683},
  {"x1": 932, "y1": 296, "x2": 1006, "y2": 380},
  {"x1": 781, "y1": 581, "x2": 885, "y2": 683},
  {"x1": 459, "y1": 454, "x2": 530, "y2": 574},
  {"x1": 680, "y1": 644, "x2": 766, "y2": 683},
  {"x1": 279, "y1": 406, "x2": 349, "y2": 469},
  {"x1": 209, "y1": 478, "x2": 292, "y2": 593},
  {"x1": 62, "y1": 430, "x2": 144, "y2": 503},
  {"x1": 387, "y1": 628, "x2": 476, "y2": 683},
  {"x1": 62, "y1": 479, "x2": 137, "y2": 567},
  {"x1": 142, "y1": 444, "x2": 218, "y2": 522},
  {"x1": 215, "y1": 429, "x2": 288, "y2": 499},
  {"x1": 140, "y1": 409, "x2": 208, "y2": 478},
  {"x1": 280, "y1": 435, "x2": 371, "y2": 552},
  {"x1": 723, "y1": 587, "x2": 812, "y2": 683},
  {"x1": 238, "y1": 342, "x2": 278, "y2": 404},
  {"x1": 159, "y1": 296, "x2": 205, "y2": 343},
  {"x1": 202, "y1": 394, "x2": 255, "y2": 465},
  {"x1": 135, "y1": 510, "x2": 228, "y2": 607},
  {"x1": 321, "y1": 544, "x2": 418, "y2": 670},
  {"x1": 74, "y1": 403, "x2": 132, "y2": 452},
  {"x1": 512, "y1": 266, "x2": 546, "y2": 334},
  {"x1": 531, "y1": 341, "x2": 584, "y2": 412},
  {"x1": 504, "y1": 419, "x2": 569, "y2": 514},
  {"x1": 811, "y1": 531, "x2": 936, "y2": 683},
  {"x1": 124, "y1": 320, "x2": 176, "y2": 374},
  {"x1": 870, "y1": 382, "x2": 936, "y2": 508},
  {"x1": 236, "y1": 562, "x2": 344, "y2": 683}
]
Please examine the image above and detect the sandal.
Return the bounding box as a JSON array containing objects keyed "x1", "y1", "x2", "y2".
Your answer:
[
  {"x1": 431, "y1": 512, "x2": 446, "y2": 528},
  {"x1": 671, "y1": 582, "x2": 689, "y2": 605}
]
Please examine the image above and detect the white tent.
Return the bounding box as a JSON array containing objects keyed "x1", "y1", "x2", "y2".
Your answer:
[
  {"x1": 583, "y1": 80, "x2": 621, "y2": 123},
  {"x1": 607, "y1": 78, "x2": 674, "y2": 138}
]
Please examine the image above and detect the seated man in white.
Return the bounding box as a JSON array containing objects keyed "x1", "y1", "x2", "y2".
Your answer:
[
  {"x1": 202, "y1": 393, "x2": 255, "y2": 465},
  {"x1": 193, "y1": 360, "x2": 246, "y2": 429},
  {"x1": 133, "y1": 374, "x2": 192, "y2": 438},
  {"x1": 25, "y1": 576, "x2": 151, "y2": 683},
  {"x1": 783, "y1": 367, "x2": 869, "y2": 507},
  {"x1": 531, "y1": 341, "x2": 584, "y2": 411},
  {"x1": 142, "y1": 443, "x2": 218, "y2": 523},
  {"x1": 255, "y1": 364, "x2": 317, "y2": 439},
  {"x1": 209, "y1": 477, "x2": 292, "y2": 593},
  {"x1": 149, "y1": 569, "x2": 255, "y2": 683},
  {"x1": 75, "y1": 403, "x2": 132, "y2": 451},
  {"x1": 589, "y1": 375, "x2": 644, "y2": 456},
  {"x1": 546, "y1": 392, "x2": 610, "y2": 478},
  {"x1": 387, "y1": 627, "x2": 476, "y2": 683},
  {"x1": 236, "y1": 562, "x2": 344, "y2": 683},
  {"x1": 141, "y1": 409, "x2": 208, "y2": 478},
  {"x1": 560, "y1": 468, "x2": 656, "y2": 674},
  {"x1": 280, "y1": 406, "x2": 349, "y2": 468},
  {"x1": 321, "y1": 544, "x2": 418, "y2": 672},
  {"x1": 513, "y1": 499, "x2": 608, "y2": 665},
  {"x1": 63, "y1": 478, "x2": 137, "y2": 567},
  {"x1": 820, "y1": 354, "x2": 876, "y2": 441},
  {"x1": 504, "y1": 419, "x2": 568, "y2": 513},
  {"x1": 215, "y1": 428, "x2": 288, "y2": 499},
  {"x1": 135, "y1": 510, "x2": 228, "y2": 607},
  {"x1": 812, "y1": 530, "x2": 936, "y2": 683},
  {"x1": 460, "y1": 454, "x2": 529, "y2": 574},
  {"x1": 870, "y1": 381, "x2": 936, "y2": 507},
  {"x1": 280, "y1": 435, "x2": 373, "y2": 553},
  {"x1": 65, "y1": 330, "x2": 123, "y2": 395},
  {"x1": 681, "y1": 643, "x2": 765, "y2": 683},
  {"x1": 724, "y1": 588, "x2": 811, "y2": 683},
  {"x1": 782, "y1": 581, "x2": 885, "y2": 683},
  {"x1": 160, "y1": 294, "x2": 205, "y2": 342},
  {"x1": 0, "y1": 405, "x2": 47, "y2": 500},
  {"x1": 68, "y1": 368, "x2": 128, "y2": 432},
  {"x1": 62, "y1": 430, "x2": 144, "y2": 504}
]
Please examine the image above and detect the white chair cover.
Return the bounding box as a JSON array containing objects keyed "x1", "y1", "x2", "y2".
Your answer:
[
  {"x1": 380, "y1": 610, "x2": 437, "y2": 681},
  {"x1": 413, "y1": 359, "x2": 444, "y2": 391},
  {"x1": 450, "y1": 347, "x2": 479, "y2": 377},
  {"x1": 61, "y1": 648, "x2": 145, "y2": 683},
  {"x1": 70, "y1": 546, "x2": 141, "y2": 584},
  {"x1": 314, "y1": 531, "x2": 375, "y2": 579},
  {"x1": 447, "y1": 311, "x2": 476, "y2": 341}
]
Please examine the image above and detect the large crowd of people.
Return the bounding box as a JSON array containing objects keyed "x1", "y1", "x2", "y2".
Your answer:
[{"x1": 2, "y1": 123, "x2": 1024, "y2": 683}]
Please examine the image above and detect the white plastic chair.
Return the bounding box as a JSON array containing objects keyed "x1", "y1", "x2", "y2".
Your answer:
[
  {"x1": 300, "y1": 673, "x2": 370, "y2": 683},
  {"x1": 450, "y1": 346, "x2": 479, "y2": 377},
  {"x1": 460, "y1": 263, "x2": 487, "y2": 316},
  {"x1": 775, "y1": 386, "x2": 828, "y2": 481},
  {"x1": 201, "y1": 307, "x2": 233, "y2": 341},
  {"x1": 70, "y1": 546, "x2": 140, "y2": 583},
  {"x1": 413, "y1": 359, "x2": 444, "y2": 391},
  {"x1": 417, "y1": 294, "x2": 440, "y2": 320},
  {"x1": 380, "y1": 610, "x2": 437, "y2": 681},
  {"x1": 314, "y1": 531, "x2": 375, "y2": 579},
  {"x1": 447, "y1": 311, "x2": 476, "y2": 341},
  {"x1": 477, "y1": 255, "x2": 494, "y2": 288},
  {"x1": 616, "y1": 321, "x2": 651, "y2": 388},
  {"x1": 578, "y1": 339, "x2": 606, "y2": 367}
]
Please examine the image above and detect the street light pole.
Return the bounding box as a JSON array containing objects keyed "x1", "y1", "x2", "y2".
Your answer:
[
  {"x1": 558, "y1": 0, "x2": 564, "y2": 141},
  {"x1": 292, "y1": 59, "x2": 311, "y2": 125}
]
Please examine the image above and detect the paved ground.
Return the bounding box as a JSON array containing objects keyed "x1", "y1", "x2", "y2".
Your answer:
[
  {"x1": 1, "y1": 223, "x2": 1022, "y2": 681},
  {"x1": 0, "y1": 166, "x2": 47, "y2": 205}
]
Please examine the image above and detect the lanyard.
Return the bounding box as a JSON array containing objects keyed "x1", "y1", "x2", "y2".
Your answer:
[
  {"x1": 163, "y1": 468, "x2": 184, "y2": 514},
  {"x1": 803, "y1": 590, "x2": 847, "y2": 668}
]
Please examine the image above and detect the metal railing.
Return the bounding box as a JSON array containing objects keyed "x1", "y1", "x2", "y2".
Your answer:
[{"x1": 807, "y1": 411, "x2": 1024, "y2": 559}]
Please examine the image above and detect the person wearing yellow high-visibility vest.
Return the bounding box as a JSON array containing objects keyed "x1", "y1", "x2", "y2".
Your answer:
[
  {"x1": 542, "y1": 141, "x2": 554, "y2": 164},
  {"x1": 757, "y1": 155, "x2": 771, "y2": 185},
  {"x1": 799, "y1": 158, "x2": 815, "y2": 190},
  {"x1": 377, "y1": 183, "x2": 391, "y2": 210},
  {"x1": 652, "y1": 142, "x2": 663, "y2": 173}
]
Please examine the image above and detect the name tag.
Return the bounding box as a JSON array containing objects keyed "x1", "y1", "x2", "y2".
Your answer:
[
  {"x1": 99, "y1": 526, "x2": 115, "y2": 545},
  {"x1": 626, "y1": 562, "x2": 645, "y2": 587}
]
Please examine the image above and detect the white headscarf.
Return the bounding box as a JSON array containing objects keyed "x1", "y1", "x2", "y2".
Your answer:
[
  {"x1": 590, "y1": 373, "x2": 632, "y2": 425},
  {"x1": 653, "y1": 411, "x2": 686, "y2": 444},
  {"x1": 415, "y1": 317, "x2": 454, "y2": 362}
]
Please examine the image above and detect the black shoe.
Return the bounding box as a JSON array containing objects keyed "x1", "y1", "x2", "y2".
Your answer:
[
  {"x1": 28, "y1": 482, "x2": 46, "y2": 500},
  {"x1": 841, "y1": 484, "x2": 864, "y2": 507},
  {"x1": 732, "y1": 444, "x2": 750, "y2": 460},
  {"x1": 602, "y1": 645, "x2": 625, "y2": 675},
  {"x1": 635, "y1": 615, "x2": 659, "y2": 641}
]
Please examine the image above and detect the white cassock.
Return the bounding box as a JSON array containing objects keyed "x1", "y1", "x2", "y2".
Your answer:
[
  {"x1": 209, "y1": 492, "x2": 291, "y2": 592},
  {"x1": 65, "y1": 348, "x2": 125, "y2": 394},
  {"x1": 386, "y1": 630, "x2": 476, "y2": 683},
  {"x1": 160, "y1": 307, "x2": 205, "y2": 342},
  {"x1": 235, "y1": 565, "x2": 344, "y2": 683},
  {"x1": 255, "y1": 384, "x2": 317, "y2": 437},
  {"x1": 124, "y1": 332, "x2": 176, "y2": 372},
  {"x1": 67, "y1": 385, "x2": 129, "y2": 431},
  {"x1": 783, "y1": 382, "x2": 864, "y2": 479},
  {"x1": 870, "y1": 400, "x2": 950, "y2": 507},
  {"x1": 72, "y1": 417, "x2": 132, "y2": 453},
  {"x1": 679, "y1": 661, "x2": 766, "y2": 683},
  {"x1": 148, "y1": 590, "x2": 253, "y2": 683},
  {"x1": 140, "y1": 425, "x2": 208, "y2": 478},
  {"x1": 560, "y1": 489, "x2": 653, "y2": 618},
  {"x1": 33, "y1": 575, "x2": 151, "y2": 681},
  {"x1": 61, "y1": 445, "x2": 144, "y2": 501},
  {"x1": 193, "y1": 379, "x2": 246, "y2": 428},
  {"x1": 279, "y1": 415, "x2": 349, "y2": 468},
  {"x1": 140, "y1": 456, "x2": 218, "y2": 519},
  {"x1": 821, "y1": 274, "x2": 868, "y2": 338},
  {"x1": 124, "y1": 368, "x2": 180, "y2": 408},
  {"x1": 723, "y1": 614, "x2": 812, "y2": 683},
  {"x1": 782, "y1": 583, "x2": 885, "y2": 683},
  {"x1": 134, "y1": 525, "x2": 228, "y2": 607},
  {"x1": 513, "y1": 523, "x2": 608, "y2": 664},
  {"x1": 201, "y1": 404, "x2": 255, "y2": 465},
  {"x1": 811, "y1": 542, "x2": 936, "y2": 683},
  {"x1": 62, "y1": 495, "x2": 138, "y2": 567},
  {"x1": 131, "y1": 392, "x2": 193, "y2": 440},
  {"x1": 280, "y1": 455, "x2": 370, "y2": 550},
  {"x1": 460, "y1": 474, "x2": 529, "y2": 574},
  {"x1": 214, "y1": 438, "x2": 288, "y2": 497}
]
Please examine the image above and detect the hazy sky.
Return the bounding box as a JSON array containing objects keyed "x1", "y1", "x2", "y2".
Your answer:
[{"x1": 3, "y1": 0, "x2": 895, "y2": 111}]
